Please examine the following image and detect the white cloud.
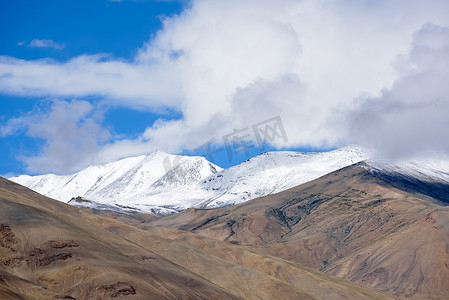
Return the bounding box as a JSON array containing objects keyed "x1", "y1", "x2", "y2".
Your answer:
[
  {"x1": 130, "y1": 0, "x2": 449, "y2": 153},
  {"x1": 1, "y1": 0, "x2": 449, "y2": 173},
  {"x1": 0, "y1": 54, "x2": 182, "y2": 110},
  {"x1": 29, "y1": 39, "x2": 65, "y2": 50},
  {"x1": 344, "y1": 23, "x2": 449, "y2": 160},
  {"x1": 1, "y1": 100, "x2": 111, "y2": 174}
]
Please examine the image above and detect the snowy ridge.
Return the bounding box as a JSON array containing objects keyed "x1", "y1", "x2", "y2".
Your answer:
[
  {"x1": 11, "y1": 151, "x2": 221, "y2": 211},
  {"x1": 10, "y1": 145, "x2": 369, "y2": 213},
  {"x1": 118, "y1": 145, "x2": 370, "y2": 212},
  {"x1": 12, "y1": 145, "x2": 449, "y2": 214},
  {"x1": 364, "y1": 157, "x2": 449, "y2": 185},
  {"x1": 198, "y1": 145, "x2": 369, "y2": 207}
]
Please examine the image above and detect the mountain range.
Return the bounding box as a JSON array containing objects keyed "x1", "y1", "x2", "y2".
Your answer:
[
  {"x1": 10, "y1": 146, "x2": 449, "y2": 216},
  {"x1": 0, "y1": 176, "x2": 398, "y2": 299},
  {"x1": 10, "y1": 146, "x2": 370, "y2": 214},
  {"x1": 3, "y1": 146, "x2": 449, "y2": 298},
  {"x1": 151, "y1": 162, "x2": 449, "y2": 299}
]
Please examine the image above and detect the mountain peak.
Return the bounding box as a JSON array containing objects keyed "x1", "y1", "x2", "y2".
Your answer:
[
  {"x1": 12, "y1": 145, "x2": 449, "y2": 214},
  {"x1": 10, "y1": 146, "x2": 369, "y2": 213}
]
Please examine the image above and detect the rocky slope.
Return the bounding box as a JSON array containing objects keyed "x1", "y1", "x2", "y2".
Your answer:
[
  {"x1": 0, "y1": 176, "x2": 399, "y2": 299},
  {"x1": 151, "y1": 163, "x2": 449, "y2": 299}
]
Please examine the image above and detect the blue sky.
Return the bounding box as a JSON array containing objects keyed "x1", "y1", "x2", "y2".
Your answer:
[
  {"x1": 0, "y1": 0, "x2": 311, "y2": 175},
  {"x1": 1, "y1": 0, "x2": 449, "y2": 176},
  {"x1": 0, "y1": 0, "x2": 185, "y2": 175},
  {"x1": 0, "y1": 0, "x2": 184, "y2": 60}
]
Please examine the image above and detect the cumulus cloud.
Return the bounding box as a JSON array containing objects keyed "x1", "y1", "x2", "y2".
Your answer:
[
  {"x1": 1, "y1": 0, "x2": 449, "y2": 173},
  {"x1": 1, "y1": 100, "x2": 111, "y2": 174},
  {"x1": 29, "y1": 39, "x2": 65, "y2": 50},
  {"x1": 345, "y1": 23, "x2": 449, "y2": 159},
  {"x1": 129, "y1": 0, "x2": 449, "y2": 154}
]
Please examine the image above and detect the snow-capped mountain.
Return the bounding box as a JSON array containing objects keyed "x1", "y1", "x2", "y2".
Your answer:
[
  {"x1": 182, "y1": 145, "x2": 370, "y2": 208},
  {"x1": 366, "y1": 158, "x2": 449, "y2": 184},
  {"x1": 12, "y1": 145, "x2": 449, "y2": 214},
  {"x1": 10, "y1": 151, "x2": 221, "y2": 214},
  {"x1": 10, "y1": 146, "x2": 371, "y2": 214}
]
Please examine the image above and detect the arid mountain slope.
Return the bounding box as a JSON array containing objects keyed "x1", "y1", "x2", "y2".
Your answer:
[
  {"x1": 0, "y1": 177, "x2": 239, "y2": 299},
  {"x1": 89, "y1": 216, "x2": 401, "y2": 300},
  {"x1": 151, "y1": 163, "x2": 449, "y2": 299},
  {"x1": 0, "y1": 177, "x2": 398, "y2": 299}
]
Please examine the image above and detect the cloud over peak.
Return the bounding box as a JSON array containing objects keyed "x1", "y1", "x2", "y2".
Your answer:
[
  {"x1": 1, "y1": 0, "x2": 449, "y2": 173},
  {"x1": 345, "y1": 22, "x2": 449, "y2": 159}
]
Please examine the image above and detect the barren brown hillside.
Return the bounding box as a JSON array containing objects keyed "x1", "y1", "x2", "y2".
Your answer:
[
  {"x1": 0, "y1": 176, "x2": 398, "y2": 299},
  {"x1": 151, "y1": 164, "x2": 449, "y2": 299}
]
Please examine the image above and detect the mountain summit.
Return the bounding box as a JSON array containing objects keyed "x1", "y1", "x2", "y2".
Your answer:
[
  {"x1": 10, "y1": 145, "x2": 449, "y2": 214},
  {"x1": 10, "y1": 146, "x2": 369, "y2": 214}
]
